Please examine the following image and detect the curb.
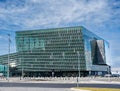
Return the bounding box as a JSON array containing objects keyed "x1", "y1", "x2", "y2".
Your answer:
[{"x1": 71, "y1": 88, "x2": 90, "y2": 91}]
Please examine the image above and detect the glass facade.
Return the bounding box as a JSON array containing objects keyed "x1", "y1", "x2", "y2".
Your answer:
[
  {"x1": 0, "y1": 65, "x2": 7, "y2": 76},
  {"x1": 82, "y1": 27, "x2": 110, "y2": 75},
  {"x1": 0, "y1": 26, "x2": 111, "y2": 77},
  {"x1": 15, "y1": 27, "x2": 87, "y2": 76},
  {"x1": 0, "y1": 53, "x2": 18, "y2": 76}
]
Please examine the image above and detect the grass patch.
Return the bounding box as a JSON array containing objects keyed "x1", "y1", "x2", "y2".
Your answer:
[{"x1": 75, "y1": 87, "x2": 120, "y2": 91}]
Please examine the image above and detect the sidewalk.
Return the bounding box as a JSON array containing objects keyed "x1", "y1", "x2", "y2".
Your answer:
[{"x1": 0, "y1": 77, "x2": 120, "y2": 84}]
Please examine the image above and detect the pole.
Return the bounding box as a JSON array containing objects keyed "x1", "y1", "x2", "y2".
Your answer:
[
  {"x1": 77, "y1": 51, "x2": 80, "y2": 87},
  {"x1": 7, "y1": 34, "x2": 10, "y2": 81},
  {"x1": 20, "y1": 58, "x2": 24, "y2": 79},
  {"x1": 22, "y1": 59, "x2": 24, "y2": 78},
  {"x1": 4, "y1": 64, "x2": 5, "y2": 77}
]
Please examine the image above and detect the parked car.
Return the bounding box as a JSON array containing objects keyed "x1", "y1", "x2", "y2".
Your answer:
[
  {"x1": 104, "y1": 74, "x2": 112, "y2": 77},
  {"x1": 111, "y1": 74, "x2": 120, "y2": 77}
]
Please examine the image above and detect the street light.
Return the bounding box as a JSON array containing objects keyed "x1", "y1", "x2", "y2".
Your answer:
[
  {"x1": 77, "y1": 51, "x2": 80, "y2": 87},
  {"x1": 19, "y1": 58, "x2": 24, "y2": 79},
  {"x1": 7, "y1": 34, "x2": 11, "y2": 81}
]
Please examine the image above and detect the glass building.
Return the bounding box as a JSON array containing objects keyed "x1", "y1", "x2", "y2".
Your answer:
[{"x1": 0, "y1": 26, "x2": 111, "y2": 77}]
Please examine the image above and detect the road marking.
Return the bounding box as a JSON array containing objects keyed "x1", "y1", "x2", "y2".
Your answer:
[{"x1": 71, "y1": 88, "x2": 90, "y2": 91}]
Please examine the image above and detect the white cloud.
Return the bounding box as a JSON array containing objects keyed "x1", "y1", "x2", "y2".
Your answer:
[
  {"x1": 0, "y1": 35, "x2": 2, "y2": 39},
  {"x1": 111, "y1": 56, "x2": 120, "y2": 66},
  {"x1": 112, "y1": 68, "x2": 120, "y2": 73},
  {"x1": 0, "y1": 0, "x2": 112, "y2": 30},
  {"x1": 0, "y1": 35, "x2": 6, "y2": 40}
]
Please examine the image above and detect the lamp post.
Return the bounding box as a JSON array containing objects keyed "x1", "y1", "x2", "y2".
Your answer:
[
  {"x1": 3, "y1": 64, "x2": 5, "y2": 77},
  {"x1": 7, "y1": 34, "x2": 10, "y2": 81},
  {"x1": 19, "y1": 58, "x2": 24, "y2": 79},
  {"x1": 77, "y1": 51, "x2": 80, "y2": 87},
  {"x1": 21, "y1": 58, "x2": 24, "y2": 78}
]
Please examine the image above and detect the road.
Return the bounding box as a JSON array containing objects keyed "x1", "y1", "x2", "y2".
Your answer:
[{"x1": 0, "y1": 82, "x2": 120, "y2": 89}]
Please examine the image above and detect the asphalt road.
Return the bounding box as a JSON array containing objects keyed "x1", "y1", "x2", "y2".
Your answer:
[{"x1": 0, "y1": 82, "x2": 120, "y2": 89}]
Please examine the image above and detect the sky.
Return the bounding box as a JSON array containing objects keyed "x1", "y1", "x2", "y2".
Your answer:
[{"x1": 0, "y1": 0, "x2": 120, "y2": 72}]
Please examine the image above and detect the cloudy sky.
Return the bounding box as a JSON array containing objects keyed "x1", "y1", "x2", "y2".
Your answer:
[{"x1": 0, "y1": 0, "x2": 120, "y2": 72}]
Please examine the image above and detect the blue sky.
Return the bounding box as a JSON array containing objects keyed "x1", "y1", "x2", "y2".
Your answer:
[{"x1": 0, "y1": 0, "x2": 120, "y2": 72}]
